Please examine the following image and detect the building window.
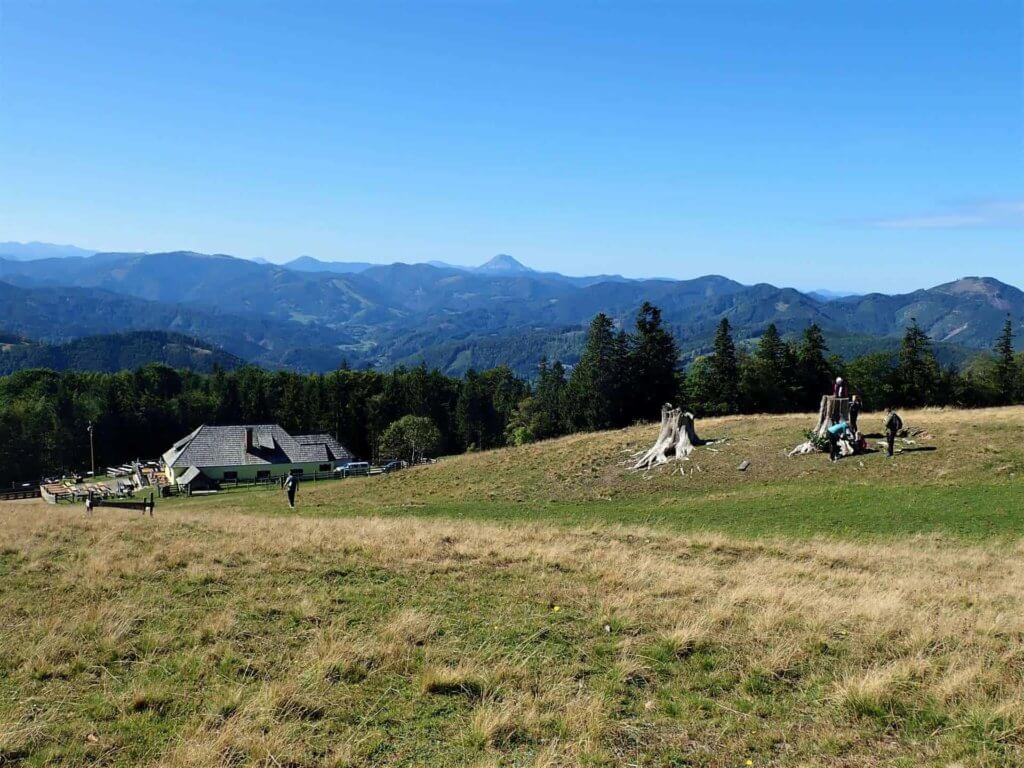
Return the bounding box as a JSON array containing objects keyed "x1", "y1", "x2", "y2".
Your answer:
[
  {"x1": 290, "y1": 468, "x2": 304, "y2": 476},
  {"x1": 223, "y1": 471, "x2": 238, "y2": 480},
  {"x1": 256, "y1": 470, "x2": 270, "y2": 480},
  {"x1": 319, "y1": 464, "x2": 331, "y2": 472}
]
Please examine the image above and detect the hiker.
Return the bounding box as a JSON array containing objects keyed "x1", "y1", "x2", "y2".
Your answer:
[
  {"x1": 849, "y1": 394, "x2": 862, "y2": 431},
  {"x1": 826, "y1": 420, "x2": 852, "y2": 462},
  {"x1": 884, "y1": 408, "x2": 903, "y2": 457},
  {"x1": 284, "y1": 473, "x2": 298, "y2": 509},
  {"x1": 833, "y1": 377, "x2": 849, "y2": 398}
]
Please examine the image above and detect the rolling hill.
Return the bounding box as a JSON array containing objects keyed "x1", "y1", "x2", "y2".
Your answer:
[
  {"x1": 0, "y1": 331, "x2": 245, "y2": 374},
  {"x1": 0, "y1": 280, "x2": 354, "y2": 371}
]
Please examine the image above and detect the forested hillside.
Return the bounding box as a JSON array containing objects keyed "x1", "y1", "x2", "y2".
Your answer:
[
  {"x1": 0, "y1": 331, "x2": 244, "y2": 375},
  {"x1": 0, "y1": 280, "x2": 352, "y2": 371},
  {"x1": 2, "y1": 300, "x2": 1022, "y2": 487},
  {"x1": 0, "y1": 251, "x2": 1020, "y2": 376}
]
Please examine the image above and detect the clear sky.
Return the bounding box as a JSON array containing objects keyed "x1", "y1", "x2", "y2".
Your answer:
[{"x1": 0, "y1": 1, "x2": 1021, "y2": 292}]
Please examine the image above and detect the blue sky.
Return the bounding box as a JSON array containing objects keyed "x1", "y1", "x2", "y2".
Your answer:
[{"x1": 0, "y1": 1, "x2": 1021, "y2": 292}]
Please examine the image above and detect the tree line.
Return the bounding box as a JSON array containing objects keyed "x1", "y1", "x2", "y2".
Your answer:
[
  {"x1": 1, "y1": 305, "x2": 1021, "y2": 486},
  {"x1": 505, "y1": 309, "x2": 1024, "y2": 441}
]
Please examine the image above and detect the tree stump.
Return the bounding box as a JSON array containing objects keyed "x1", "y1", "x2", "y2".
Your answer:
[
  {"x1": 631, "y1": 404, "x2": 704, "y2": 471},
  {"x1": 789, "y1": 395, "x2": 854, "y2": 456}
]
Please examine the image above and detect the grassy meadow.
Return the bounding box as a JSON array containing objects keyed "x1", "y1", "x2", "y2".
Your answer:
[{"x1": 2, "y1": 407, "x2": 1023, "y2": 766}]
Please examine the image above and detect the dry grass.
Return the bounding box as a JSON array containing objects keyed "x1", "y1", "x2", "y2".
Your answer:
[{"x1": 2, "y1": 501, "x2": 1024, "y2": 765}]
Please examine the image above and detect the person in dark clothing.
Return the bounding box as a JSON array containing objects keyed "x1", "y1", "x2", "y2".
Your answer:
[
  {"x1": 284, "y1": 473, "x2": 298, "y2": 508},
  {"x1": 849, "y1": 394, "x2": 862, "y2": 432},
  {"x1": 826, "y1": 420, "x2": 851, "y2": 462},
  {"x1": 884, "y1": 408, "x2": 903, "y2": 457},
  {"x1": 833, "y1": 377, "x2": 849, "y2": 398}
]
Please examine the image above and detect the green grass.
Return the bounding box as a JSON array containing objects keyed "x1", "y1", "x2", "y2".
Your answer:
[
  {"x1": 179, "y1": 477, "x2": 1024, "y2": 540},
  {"x1": 154, "y1": 405, "x2": 1024, "y2": 540}
]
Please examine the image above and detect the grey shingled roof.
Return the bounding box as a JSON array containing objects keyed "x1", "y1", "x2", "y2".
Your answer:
[
  {"x1": 164, "y1": 424, "x2": 352, "y2": 469},
  {"x1": 293, "y1": 433, "x2": 354, "y2": 463}
]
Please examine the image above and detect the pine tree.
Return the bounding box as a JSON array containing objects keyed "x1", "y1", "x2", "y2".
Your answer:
[
  {"x1": 741, "y1": 323, "x2": 793, "y2": 413},
  {"x1": 706, "y1": 318, "x2": 740, "y2": 414},
  {"x1": 456, "y1": 369, "x2": 494, "y2": 450},
  {"x1": 568, "y1": 313, "x2": 626, "y2": 430},
  {"x1": 992, "y1": 316, "x2": 1018, "y2": 405},
  {"x1": 897, "y1": 318, "x2": 941, "y2": 407},
  {"x1": 796, "y1": 323, "x2": 833, "y2": 408},
  {"x1": 626, "y1": 302, "x2": 680, "y2": 422}
]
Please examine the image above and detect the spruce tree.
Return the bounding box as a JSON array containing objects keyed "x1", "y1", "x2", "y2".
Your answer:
[
  {"x1": 796, "y1": 323, "x2": 833, "y2": 408},
  {"x1": 568, "y1": 313, "x2": 625, "y2": 430},
  {"x1": 456, "y1": 369, "x2": 494, "y2": 449},
  {"x1": 992, "y1": 316, "x2": 1018, "y2": 405},
  {"x1": 897, "y1": 318, "x2": 941, "y2": 407},
  {"x1": 626, "y1": 302, "x2": 680, "y2": 422},
  {"x1": 741, "y1": 323, "x2": 792, "y2": 413},
  {"x1": 707, "y1": 318, "x2": 739, "y2": 414}
]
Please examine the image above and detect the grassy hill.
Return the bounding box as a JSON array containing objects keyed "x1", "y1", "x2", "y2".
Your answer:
[
  {"x1": 180, "y1": 405, "x2": 1024, "y2": 539},
  {"x1": 2, "y1": 407, "x2": 1024, "y2": 766}
]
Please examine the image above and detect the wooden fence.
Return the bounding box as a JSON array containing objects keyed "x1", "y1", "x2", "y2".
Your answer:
[
  {"x1": 0, "y1": 488, "x2": 41, "y2": 501},
  {"x1": 214, "y1": 466, "x2": 385, "y2": 490}
]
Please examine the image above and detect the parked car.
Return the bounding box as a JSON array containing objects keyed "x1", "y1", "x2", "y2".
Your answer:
[
  {"x1": 382, "y1": 461, "x2": 403, "y2": 473},
  {"x1": 336, "y1": 461, "x2": 370, "y2": 477}
]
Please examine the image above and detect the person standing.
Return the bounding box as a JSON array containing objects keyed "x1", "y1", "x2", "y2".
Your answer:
[
  {"x1": 833, "y1": 377, "x2": 849, "y2": 398},
  {"x1": 884, "y1": 408, "x2": 903, "y2": 458},
  {"x1": 284, "y1": 473, "x2": 298, "y2": 509},
  {"x1": 849, "y1": 394, "x2": 862, "y2": 432}
]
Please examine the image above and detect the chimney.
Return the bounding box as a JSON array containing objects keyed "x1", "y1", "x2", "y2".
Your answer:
[{"x1": 245, "y1": 427, "x2": 254, "y2": 452}]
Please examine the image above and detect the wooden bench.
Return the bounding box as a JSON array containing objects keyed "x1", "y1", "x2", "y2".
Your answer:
[{"x1": 88, "y1": 492, "x2": 155, "y2": 516}]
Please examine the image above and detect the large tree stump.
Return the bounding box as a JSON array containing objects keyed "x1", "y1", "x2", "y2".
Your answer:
[
  {"x1": 631, "y1": 404, "x2": 704, "y2": 471},
  {"x1": 789, "y1": 395, "x2": 854, "y2": 456}
]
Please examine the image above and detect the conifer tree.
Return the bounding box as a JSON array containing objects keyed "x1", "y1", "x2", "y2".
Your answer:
[
  {"x1": 896, "y1": 318, "x2": 941, "y2": 407},
  {"x1": 992, "y1": 316, "x2": 1018, "y2": 405},
  {"x1": 626, "y1": 302, "x2": 680, "y2": 422},
  {"x1": 741, "y1": 323, "x2": 794, "y2": 413},
  {"x1": 796, "y1": 323, "x2": 833, "y2": 408},
  {"x1": 706, "y1": 318, "x2": 739, "y2": 414},
  {"x1": 568, "y1": 313, "x2": 626, "y2": 430}
]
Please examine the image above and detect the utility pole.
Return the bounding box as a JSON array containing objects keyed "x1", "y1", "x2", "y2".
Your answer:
[{"x1": 87, "y1": 422, "x2": 95, "y2": 478}]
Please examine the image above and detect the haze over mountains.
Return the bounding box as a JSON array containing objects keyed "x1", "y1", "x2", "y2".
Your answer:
[{"x1": 0, "y1": 243, "x2": 1021, "y2": 376}]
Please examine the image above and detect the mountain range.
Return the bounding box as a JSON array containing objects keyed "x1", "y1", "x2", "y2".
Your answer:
[
  {"x1": 0, "y1": 241, "x2": 97, "y2": 261},
  {"x1": 0, "y1": 245, "x2": 1020, "y2": 376}
]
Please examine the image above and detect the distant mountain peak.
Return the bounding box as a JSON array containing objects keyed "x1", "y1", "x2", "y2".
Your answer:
[
  {"x1": 0, "y1": 241, "x2": 97, "y2": 261},
  {"x1": 477, "y1": 254, "x2": 532, "y2": 274},
  {"x1": 933, "y1": 276, "x2": 1021, "y2": 311},
  {"x1": 941, "y1": 276, "x2": 1009, "y2": 294},
  {"x1": 282, "y1": 255, "x2": 375, "y2": 274}
]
